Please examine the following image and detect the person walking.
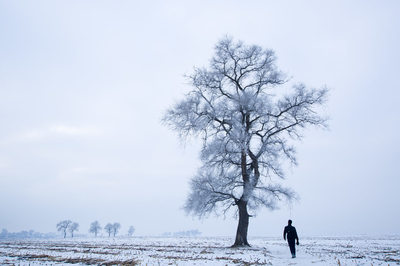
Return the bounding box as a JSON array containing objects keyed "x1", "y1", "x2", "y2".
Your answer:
[{"x1": 283, "y1": 219, "x2": 299, "y2": 258}]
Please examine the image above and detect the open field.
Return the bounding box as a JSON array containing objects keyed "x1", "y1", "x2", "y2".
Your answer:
[{"x1": 0, "y1": 236, "x2": 399, "y2": 265}]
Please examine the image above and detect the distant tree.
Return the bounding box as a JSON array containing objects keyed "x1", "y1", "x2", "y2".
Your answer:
[
  {"x1": 112, "y1": 223, "x2": 121, "y2": 237},
  {"x1": 0, "y1": 229, "x2": 8, "y2": 238},
  {"x1": 89, "y1": 221, "x2": 101, "y2": 237},
  {"x1": 161, "y1": 232, "x2": 172, "y2": 237},
  {"x1": 188, "y1": 229, "x2": 201, "y2": 237},
  {"x1": 164, "y1": 37, "x2": 328, "y2": 246},
  {"x1": 104, "y1": 223, "x2": 113, "y2": 237},
  {"x1": 56, "y1": 220, "x2": 72, "y2": 238},
  {"x1": 68, "y1": 222, "x2": 79, "y2": 238},
  {"x1": 128, "y1": 226, "x2": 135, "y2": 237}
]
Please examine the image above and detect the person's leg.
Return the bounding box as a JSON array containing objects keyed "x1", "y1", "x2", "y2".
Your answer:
[
  {"x1": 292, "y1": 241, "x2": 296, "y2": 258},
  {"x1": 288, "y1": 239, "x2": 295, "y2": 258}
]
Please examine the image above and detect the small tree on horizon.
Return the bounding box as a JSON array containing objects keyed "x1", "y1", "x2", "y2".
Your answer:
[
  {"x1": 112, "y1": 223, "x2": 121, "y2": 237},
  {"x1": 89, "y1": 221, "x2": 101, "y2": 237},
  {"x1": 104, "y1": 223, "x2": 113, "y2": 237},
  {"x1": 56, "y1": 220, "x2": 72, "y2": 238},
  {"x1": 68, "y1": 222, "x2": 79, "y2": 238},
  {"x1": 128, "y1": 226, "x2": 135, "y2": 237},
  {"x1": 164, "y1": 37, "x2": 328, "y2": 246}
]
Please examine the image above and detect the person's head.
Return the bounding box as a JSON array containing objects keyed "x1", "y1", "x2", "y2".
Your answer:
[{"x1": 288, "y1": 220, "x2": 292, "y2": 225}]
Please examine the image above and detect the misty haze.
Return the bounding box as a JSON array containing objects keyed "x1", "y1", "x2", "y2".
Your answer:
[{"x1": 1, "y1": 1, "x2": 399, "y2": 265}]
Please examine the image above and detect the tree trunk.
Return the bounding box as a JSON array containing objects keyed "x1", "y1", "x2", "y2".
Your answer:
[{"x1": 232, "y1": 199, "x2": 250, "y2": 247}]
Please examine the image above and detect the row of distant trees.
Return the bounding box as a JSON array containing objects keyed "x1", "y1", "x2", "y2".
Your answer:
[
  {"x1": 0, "y1": 229, "x2": 57, "y2": 239},
  {"x1": 57, "y1": 220, "x2": 135, "y2": 238},
  {"x1": 161, "y1": 230, "x2": 201, "y2": 237}
]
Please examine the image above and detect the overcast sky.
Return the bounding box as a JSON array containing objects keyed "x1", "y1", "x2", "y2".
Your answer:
[{"x1": 1, "y1": 0, "x2": 399, "y2": 238}]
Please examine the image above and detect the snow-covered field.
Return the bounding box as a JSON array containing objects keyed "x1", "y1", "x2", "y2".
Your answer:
[{"x1": 0, "y1": 236, "x2": 399, "y2": 265}]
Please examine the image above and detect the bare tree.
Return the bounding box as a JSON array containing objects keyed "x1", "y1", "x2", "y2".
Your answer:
[
  {"x1": 112, "y1": 223, "x2": 121, "y2": 237},
  {"x1": 128, "y1": 226, "x2": 135, "y2": 237},
  {"x1": 56, "y1": 220, "x2": 72, "y2": 238},
  {"x1": 89, "y1": 221, "x2": 101, "y2": 237},
  {"x1": 68, "y1": 222, "x2": 79, "y2": 238},
  {"x1": 104, "y1": 223, "x2": 113, "y2": 237},
  {"x1": 164, "y1": 37, "x2": 328, "y2": 246}
]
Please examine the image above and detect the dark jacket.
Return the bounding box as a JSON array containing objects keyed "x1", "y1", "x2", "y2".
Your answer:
[{"x1": 283, "y1": 225, "x2": 299, "y2": 241}]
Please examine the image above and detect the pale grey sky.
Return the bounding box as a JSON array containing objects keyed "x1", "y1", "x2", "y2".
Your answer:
[{"x1": 0, "y1": 0, "x2": 399, "y2": 237}]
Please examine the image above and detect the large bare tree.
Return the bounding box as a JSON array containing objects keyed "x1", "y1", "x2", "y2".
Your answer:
[{"x1": 164, "y1": 37, "x2": 328, "y2": 246}]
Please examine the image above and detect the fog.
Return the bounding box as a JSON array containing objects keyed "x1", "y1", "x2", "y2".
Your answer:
[{"x1": 0, "y1": 0, "x2": 399, "y2": 237}]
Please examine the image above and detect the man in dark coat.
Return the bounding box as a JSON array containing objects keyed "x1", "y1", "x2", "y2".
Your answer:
[{"x1": 283, "y1": 219, "x2": 299, "y2": 258}]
